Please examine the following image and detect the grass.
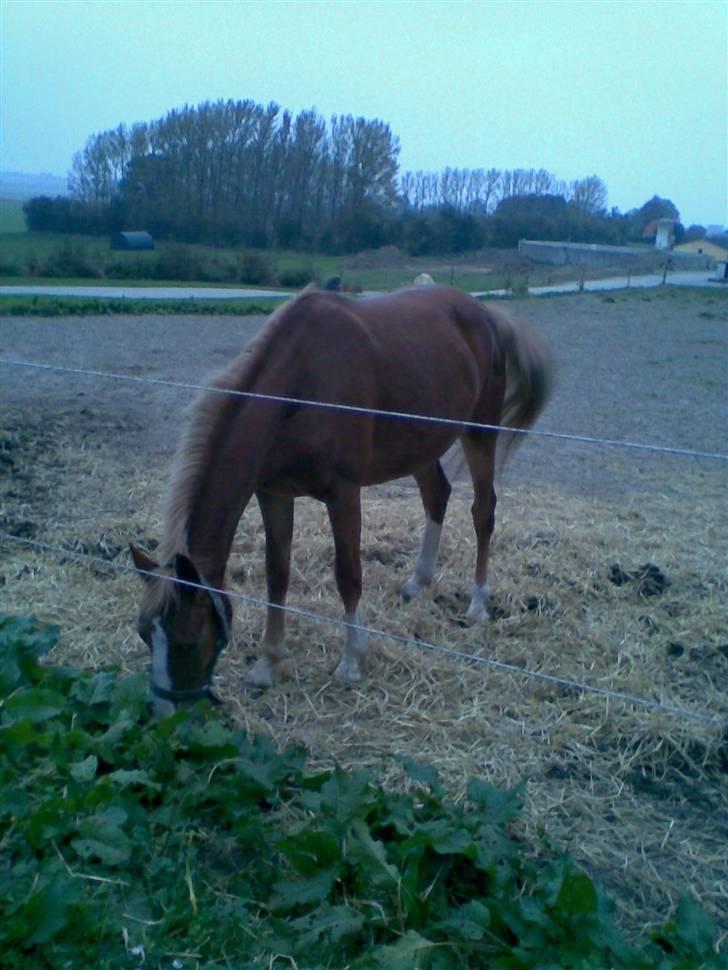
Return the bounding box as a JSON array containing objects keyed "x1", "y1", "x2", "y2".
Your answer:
[
  {"x1": 0, "y1": 295, "x2": 286, "y2": 317},
  {"x1": 1, "y1": 613, "x2": 722, "y2": 969},
  {"x1": 0, "y1": 229, "x2": 656, "y2": 298},
  {"x1": 0, "y1": 198, "x2": 27, "y2": 234}
]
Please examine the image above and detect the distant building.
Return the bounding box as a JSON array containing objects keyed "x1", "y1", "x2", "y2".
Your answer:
[
  {"x1": 642, "y1": 218, "x2": 675, "y2": 249},
  {"x1": 110, "y1": 231, "x2": 155, "y2": 251},
  {"x1": 673, "y1": 238, "x2": 728, "y2": 264}
]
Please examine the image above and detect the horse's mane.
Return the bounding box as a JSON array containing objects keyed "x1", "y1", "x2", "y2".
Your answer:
[{"x1": 159, "y1": 292, "x2": 304, "y2": 562}]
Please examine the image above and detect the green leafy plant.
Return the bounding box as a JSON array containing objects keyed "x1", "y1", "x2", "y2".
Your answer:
[{"x1": 0, "y1": 613, "x2": 723, "y2": 969}]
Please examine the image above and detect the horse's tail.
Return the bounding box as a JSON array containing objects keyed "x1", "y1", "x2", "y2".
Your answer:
[{"x1": 487, "y1": 304, "x2": 554, "y2": 457}]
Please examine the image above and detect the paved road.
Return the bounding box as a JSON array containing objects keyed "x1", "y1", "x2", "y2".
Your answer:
[
  {"x1": 0, "y1": 270, "x2": 722, "y2": 301},
  {"x1": 0, "y1": 284, "x2": 286, "y2": 300}
]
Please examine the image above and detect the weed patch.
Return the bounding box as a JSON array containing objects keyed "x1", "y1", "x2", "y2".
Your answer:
[{"x1": 0, "y1": 614, "x2": 723, "y2": 968}]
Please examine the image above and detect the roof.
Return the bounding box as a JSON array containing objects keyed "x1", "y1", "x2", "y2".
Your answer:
[
  {"x1": 673, "y1": 239, "x2": 728, "y2": 259},
  {"x1": 110, "y1": 231, "x2": 155, "y2": 250}
]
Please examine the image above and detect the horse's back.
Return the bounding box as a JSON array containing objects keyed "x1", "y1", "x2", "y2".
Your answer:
[{"x1": 277, "y1": 285, "x2": 498, "y2": 368}]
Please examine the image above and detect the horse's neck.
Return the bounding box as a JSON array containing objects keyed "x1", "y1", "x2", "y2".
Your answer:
[{"x1": 166, "y1": 398, "x2": 280, "y2": 585}]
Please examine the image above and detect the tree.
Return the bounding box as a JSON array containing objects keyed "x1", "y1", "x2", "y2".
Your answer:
[
  {"x1": 684, "y1": 224, "x2": 707, "y2": 241},
  {"x1": 569, "y1": 175, "x2": 608, "y2": 216}
]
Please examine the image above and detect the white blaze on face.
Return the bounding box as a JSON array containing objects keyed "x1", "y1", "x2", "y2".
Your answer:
[{"x1": 150, "y1": 618, "x2": 176, "y2": 716}]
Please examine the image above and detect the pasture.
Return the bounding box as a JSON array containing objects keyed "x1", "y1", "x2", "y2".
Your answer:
[
  {"x1": 0, "y1": 198, "x2": 26, "y2": 234},
  {"x1": 0, "y1": 228, "x2": 672, "y2": 293},
  {"x1": 1, "y1": 286, "x2": 727, "y2": 942}
]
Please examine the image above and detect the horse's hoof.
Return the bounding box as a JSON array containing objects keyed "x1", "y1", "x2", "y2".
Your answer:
[
  {"x1": 243, "y1": 657, "x2": 274, "y2": 689},
  {"x1": 466, "y1": 584, "x2": 491, "y2": 622},
  {"x1": 333, "y1": 659, "x2": 362, "y2": 683},
  {"x1": 402, "y1": 576, "x2": 424, "y2": 602},
  {"x1": 465, "y1": 605, "x2": 491, "y2": 623}
]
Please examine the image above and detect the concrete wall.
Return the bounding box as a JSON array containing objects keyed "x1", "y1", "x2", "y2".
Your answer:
[{"x1": 518, "y1": 239, "x2": 713, "y2": 269}]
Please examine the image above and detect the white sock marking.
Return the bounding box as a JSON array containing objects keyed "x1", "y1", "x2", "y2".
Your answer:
[
  {"x1": 466, "y1": 583, "x2": 491, "y2": 622},
  {"x1": 403, "y1": 517, "x2": 443, "y2": 599},
  {"x1": 335, "y1": 608, "x2": 368, "y2": 682}
]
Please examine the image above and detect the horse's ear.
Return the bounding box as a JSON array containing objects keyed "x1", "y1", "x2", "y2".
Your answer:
[
  {"x1": 173, "y1": 554, "x2": 203, "y2": 597},
  {"x1": 129, "y1": 542, "x2": 159, "y2": 582}
]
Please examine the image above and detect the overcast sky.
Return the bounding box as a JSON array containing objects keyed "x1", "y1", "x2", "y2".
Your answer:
[{"x1": 1, "y1": 0, "x2": 726, "y2": 226}]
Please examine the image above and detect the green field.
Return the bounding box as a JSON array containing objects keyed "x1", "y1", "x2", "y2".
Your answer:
[
  {"x1": 0, "y1": 198, "x2": 27, "y2": 234},
  {"x1": 0, "y1": 229, "x2": 542, "y2": 293}
]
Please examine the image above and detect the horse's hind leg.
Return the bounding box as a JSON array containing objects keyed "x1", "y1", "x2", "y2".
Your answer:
[
  {"x1": 244, "y1": 490, "x2": 294, "y2": 688},
  {"x1": 461, "y1": 431, "x2": 498, "y2": 621},
  {"x1": 402, "y1": 460, "x2": 451, "y2": 601},
  {"x1": 325, "y1": 481, "x2": 367, "y2": 683}
]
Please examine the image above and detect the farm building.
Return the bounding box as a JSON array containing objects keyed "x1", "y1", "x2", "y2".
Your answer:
[
  {"x1": 642, "y1": 218, "x2": 674, "y2": 249},
  {"x1": 110, "y1": 231, "x2": 155, "y2": 251},
  {"x1": 673, "y1": 238, "x2": 728, "y2": 263}
]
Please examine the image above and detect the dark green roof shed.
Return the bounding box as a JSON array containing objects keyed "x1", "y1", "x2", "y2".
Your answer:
[{"x1": 111, "y1": 231, "x2": 155, "y2": 251}]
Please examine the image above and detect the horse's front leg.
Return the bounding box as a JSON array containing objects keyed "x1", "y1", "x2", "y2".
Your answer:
[
  {"x1": 326, "y1": 482, "x2": 367, "y2": 683},
  {"x1": 244, "y1": 490, "x2": 294, "y2": 688}
]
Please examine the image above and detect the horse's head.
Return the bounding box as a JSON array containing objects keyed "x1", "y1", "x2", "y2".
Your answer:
[{"x1": 129, "y1": 544, "x2": 232, "y2": 716}]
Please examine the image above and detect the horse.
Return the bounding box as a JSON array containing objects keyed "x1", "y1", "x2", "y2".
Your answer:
[{"x1": 130, "y1": 285, "x2": 552, "y2": 714}]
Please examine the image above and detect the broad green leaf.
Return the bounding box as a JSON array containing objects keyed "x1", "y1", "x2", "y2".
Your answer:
[
  {"x1": 0, "y1": 614, "x2": 59, "y2": 659},
  {"x1": 73, "y1": 807, "x2": 131, "y2": 865},
  {"x1": 0, "y1": 786, "x2": 27, "y2": 818},
  {"x1": 287, "y1": 903, "x2": 365, "y2": 951},
  {"x1": 434, "y1": 899, "x2": 491, "y2": 941},
  {"x1": 3, "y1": 687, "x2": 66, "y2": 722},
  {"x1": 277, "y1": 827, "x2": 341, "y2": 874},
  {"x1": 70, "y1": 755, "x2": 98, "y2": 783},
  {"x1": 466, "y1": 778, "x2": 523, "y2": 822},
  {"x1": 70, "y1": 670, "x2": 116, "y2": 707},
  {"x1": 108, "y1": 768, "x2": 161, "y2": 792},
  {"x1": 367, "y1": 930, "x2": 434, "y2": 969},
  {"x1": 673, "y1": 895, "x2": 716, "y2": 952},
  {"x1": 0, "y1": 655, "x2": 21, "y2": 693},
  {"x1": 22, "y1": 877, "x2": 81, "y2": 945},
  {"x1": 348, "y1": 817, "x2": 399, "y2": 886},
  {"x1": 556, "y1": 870, "x2": 598, "y2": 918},
  {"x1": 109, "y1": 672, "x2": 149, "y2": 720},
  {"x1": 72, "y1": 836, "x2": 131, "y2": 866},
  {"x1": 0, "y1": 718, "x2": 46, "y2": 749},
  {"x1": 270, "y1": 867, "x2": 339, "y2": 911},
  {"x1": 399, "y1": 756, "x2": 443, "y2": 795}
]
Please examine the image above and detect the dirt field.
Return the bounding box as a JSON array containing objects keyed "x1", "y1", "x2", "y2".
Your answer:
[{"x1": 1, "y1": 286, "x2": 727, "y2": 940}]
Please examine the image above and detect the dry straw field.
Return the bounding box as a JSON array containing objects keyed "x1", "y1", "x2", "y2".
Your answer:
[{"x1": 1, "y1": 286, "x2": 726, "y2": 941}]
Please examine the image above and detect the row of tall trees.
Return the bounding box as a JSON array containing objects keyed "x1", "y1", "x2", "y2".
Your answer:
[
  {"x1": 63, "y1": 100, "x2": 400, "y2": 251},
  {"x1": 26, "y1": 98, "x2": 686, "y2": 254}
]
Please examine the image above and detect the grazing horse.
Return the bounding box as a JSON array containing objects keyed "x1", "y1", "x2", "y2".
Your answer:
[{"x1": 130, "y1": 285, "x2": 552, "y2": 713}]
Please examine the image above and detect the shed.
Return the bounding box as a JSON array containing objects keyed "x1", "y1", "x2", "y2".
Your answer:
[
  {"x1": 110, "y1": 231, "x2": 155, "y2": 251},
  {"x1": 673, "y1": 238, "x2": 728, "y2": 262}
]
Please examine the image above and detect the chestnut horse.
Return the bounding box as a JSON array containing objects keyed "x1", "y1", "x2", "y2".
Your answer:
[{"x1": 130, "y1": 285, "x2": 552, "y2": 713}]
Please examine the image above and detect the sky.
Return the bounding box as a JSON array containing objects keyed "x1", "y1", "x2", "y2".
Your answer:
[{"x1": 1, "y1": 0, "x2": 726, "y2": 227}]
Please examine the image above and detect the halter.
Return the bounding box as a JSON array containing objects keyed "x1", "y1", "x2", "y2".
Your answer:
[
  {"x1": 150, "y1": 631, "x2": 227, "y2": 706},
  {"x1": 149, "y1": 569, "x2": 231, "y2": 707}
]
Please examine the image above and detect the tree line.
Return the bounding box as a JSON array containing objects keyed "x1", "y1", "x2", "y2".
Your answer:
[{"x1": 24, "y1": 98, "x2": 689, "y2": 253}]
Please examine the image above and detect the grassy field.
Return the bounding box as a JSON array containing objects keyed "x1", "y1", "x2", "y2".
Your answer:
[
  {"x1": 0, "y1": 230, "x2": 517, "y2": 291},
  {"x1": 0, "y1": 198, "x2": 27, "y2": 234},
  {"x1": 0, "y1": 227, "x2": 671, "y2": 295}
]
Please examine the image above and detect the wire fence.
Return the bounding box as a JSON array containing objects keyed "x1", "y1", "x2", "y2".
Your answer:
[
  {"x1": 1, "y1": 353, "x2": 726, "y2": 729},
  {"x1": 1, "y1": 529, "x2": 726, "y2": 727},
  {"x1": 2, "y1": 356, "x2": 728, "y2": 462}
]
